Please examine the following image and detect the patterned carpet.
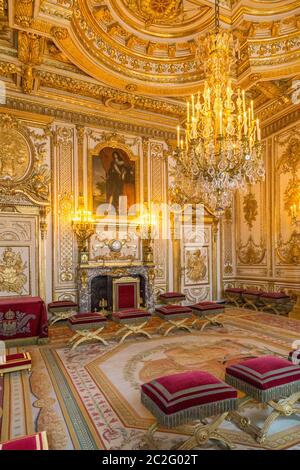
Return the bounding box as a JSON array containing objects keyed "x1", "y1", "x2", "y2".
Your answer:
[{"x1": 1, "y1": 308, "x2": 300, "y2": 450}]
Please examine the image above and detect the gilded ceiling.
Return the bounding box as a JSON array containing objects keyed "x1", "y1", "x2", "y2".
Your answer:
[{"x1": 0, "y1": 0, "x2": 299, "y2": 129}]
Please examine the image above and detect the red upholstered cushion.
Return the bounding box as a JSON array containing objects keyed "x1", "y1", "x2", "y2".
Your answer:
[
  {"x1": 142, "y1": 370, "x2": 237, "y2": 416},
  {"x1": 0, "y1": 353, "x2": 31, "y2": 371},
  {"x1": 192, "y1": 303, "x2": 224, "y2": 311},
  {"x1": 243, "y1": 289, "x2": 263, "y2": 296},
  {"x1": 113, "y1": 309, "x2": 151, "y2": 320},
  {"x1": 48, "y1": 301, "x2": 78, "y2": 309},
  {"x1": 261, "y1": 292, "x2": 289, "y2": 299},
  {"x1": 159, "y1": 292, "x2": 186, "y2": 299},
  {"x1": 118, "y1": 284, "x2": 136, "y2": 309},
  {"x1": 243, "y1": 290, "x2": 263, "y2": 296},
  {"x1": 0, "y1": 431, "x2": 48, "y2": 450},
  {"x1": 225, "y1": 288, "x2": 244, "y2": 293},
  {"x1": 156, "y1": 305, "x2": 192, "y2": 316},
  {"x1": 69, "y1": 312, "x2": 107, "y2": 325},
  {"x1": 226, "y1": 355, "x2": 300, "y2": 390}
]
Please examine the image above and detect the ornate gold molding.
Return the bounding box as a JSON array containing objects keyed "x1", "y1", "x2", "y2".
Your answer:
[
  {"x1": 15, "y1": 0, "x2": 34, "y2": 28},
  {"x1": 0, "y1": 113, "x2": 50, "y2": 206},
  {"x1": 243, "y1": 190, "x2": 258, "y2": 229},
  {"x1": 277, "y1": 231, "x2": 300, "y2": 265},
  {"x1": 237, "y1": 235, "x2": 266, "y2": 265}
]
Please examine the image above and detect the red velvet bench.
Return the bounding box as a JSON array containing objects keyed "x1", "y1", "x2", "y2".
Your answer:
[
  {"x1": 191, "y1": 302, "x2": 225, "y2": 331},
  {"x1": 155, "y1": 305, "x2": 193, "y2": 336},
  {"x1": 0, "y1": 431, "x2": 49, "y2": 450},
  {"x1": 68, "y1": 312, "x2": 108, "y2": 350},
  {"x1": 112, "y1": 309, "x2": 152, "y2": 343},
  {"x1": 158, "y1": 292, "x2": 186, "y2": 305},
  {"x1": 260, "y1": 292, "x2": 291, "y2": 315},
  {"x1": 224, "y1": 288, "x2": 245, "y2": 308},
  {"x1": 141, "y1": 370, "x2": 237, "y2": 450},
  {"x1": 48, "y1": 300, "x2": 78, "y2": 325},
  {"x1": 225, "y1": 355, "x2": 300, "y2": 444},
  {"x1": 242, "y1": 290, "x2": 263, "y2": 310},
  {"x1": 0, "y1": 352, "x2": 31, "y2": 377}
]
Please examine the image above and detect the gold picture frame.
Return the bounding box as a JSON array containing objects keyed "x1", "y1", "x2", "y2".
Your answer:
[{"x1": 88, "y1": 140, "x2": 140, "y2": 219}]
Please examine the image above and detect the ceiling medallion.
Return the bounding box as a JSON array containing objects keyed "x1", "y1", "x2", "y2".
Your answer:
[{"x1": 126, "y1": 0, "x2": 182, "y2": 25}]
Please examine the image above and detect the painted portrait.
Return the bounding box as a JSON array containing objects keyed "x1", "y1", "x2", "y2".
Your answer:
[{"x1": 91, "y1": 146, "x2": 136, "y2": 214}]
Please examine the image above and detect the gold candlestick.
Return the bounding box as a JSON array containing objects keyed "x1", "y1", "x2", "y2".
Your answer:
[{"x1": 99, "y1": 298, "x2": 108, "y2": 315}]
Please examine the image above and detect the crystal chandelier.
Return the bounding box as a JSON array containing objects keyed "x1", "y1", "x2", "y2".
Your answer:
[{"x1": 170, "y1": 0, "x2": 265, "y2": 215}]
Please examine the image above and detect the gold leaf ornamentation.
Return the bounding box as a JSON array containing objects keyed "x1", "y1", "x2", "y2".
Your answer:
[
  {"x1": 238, "y1": 235, "x2": 266, "y2": 265},
  {"x1": 277, "y1": 231, "x2": 300, "y2": 265},
  {"x1": 0, "y1": 247, "x2": 27, "y2": 295},
  {"x1": 243, "y1": 191, "x2": 258, "y2": 229}
]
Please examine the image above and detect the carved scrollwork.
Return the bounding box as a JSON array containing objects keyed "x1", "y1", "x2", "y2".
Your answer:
[
  {"x1": 0, "y1": 114, "x2": 50, "y2": 205},
  {"x1": 243, "y1": 190, "x2": 258, "y2": 229},
  {"x1": 185, "y1": 249, "x2": 207, "y2": 283},
  {"x1": 277, "y1": 231, "x2": 300, "y2": 265},
  {"x1": 237, "y1": 235, "x2": 266, "y2": 265}
]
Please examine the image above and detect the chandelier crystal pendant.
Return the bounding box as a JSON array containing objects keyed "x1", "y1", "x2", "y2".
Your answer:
[{"x1": 170, "y1": 0, "x2": 265, "y2": 215}]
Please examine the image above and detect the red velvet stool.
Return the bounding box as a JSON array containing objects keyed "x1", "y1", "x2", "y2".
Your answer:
[
  {"x1": 155, "y1": 305, "x2": 193, "y2": 336},
  {"x1": 141, "y1": 370, "x2": 237, "y2": 450},
  {"x1": 0, "y1": 431, "x2": 49, "y2": 450},
  {"x1": 68, "y1": 312, "x2": 108, "y2": 350},
  {"x1": 191, "y1": 302, "x2": 225, "y2": 331},
  {"x1": 112, "y1": 309, "x2": 152, "y2": 343},
  {"x1": 260, "y1": 292, "x2": 291, "y2": 315},
  {"x1": 48, "y1": 300, "x2": 78, "y2": 325},
  {"x1": 224, "y1": 288, "x2": 244, "y2": 308},
  {"x1": 158, "y1": 292, "x2": 186, "y2": 305},
  {"x1": 0, "y1": 352, "x2": 31, "y2": 377},
  {"x1": 225, "y1": 355, "x2": 300, "y2": 444},
  {"x1": 242, "y1": 290, "x2": 263, "y2": 310}
]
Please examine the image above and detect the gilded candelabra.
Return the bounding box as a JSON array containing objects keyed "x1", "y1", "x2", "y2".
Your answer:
[
  {"x1": 138, "y1": 205, "x2": 157, "y2": 264},
  {"x1": 72, "y1": 197, "x2": 95, "y2": 254},
  {"x1": 170, "y1": 0, "x2": 264, "y2": 215}
]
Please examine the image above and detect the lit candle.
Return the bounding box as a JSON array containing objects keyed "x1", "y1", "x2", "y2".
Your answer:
[
  {"x1": 242, "y1": 90, "x2": 246, "y2": 114},
  {"x1": 180, "y1": 138, "x2": 184, "y2": 150},
  {"x1": 177, "y1": 126, "x2": 180, "y2": 147},
  {"x1": 257, "y1": 118, "x2": 261, "y2": 141},
  {"x1": 244, "y1": 112, "x2": 247, "y2": 135},
  {"x1": 219, "y1": 110, "x2": 222, "y2": 135}
]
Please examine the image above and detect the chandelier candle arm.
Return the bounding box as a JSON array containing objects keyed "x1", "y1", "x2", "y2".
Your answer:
[{"x1": 170, "y1": 0, "x2": 264, "y2": 215}]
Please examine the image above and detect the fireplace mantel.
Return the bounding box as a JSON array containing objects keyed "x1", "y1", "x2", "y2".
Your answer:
[{"x1": 78, "y1": 262, "x2": 156, "y2": 313}]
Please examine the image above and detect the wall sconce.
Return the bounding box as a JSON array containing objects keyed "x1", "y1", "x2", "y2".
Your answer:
[
  {"x1": 72, "y1": 195, "x2": 95, "y2": 254},
  {"x1": 138, "y1": 203, "x2": 157, "y2": 264}
]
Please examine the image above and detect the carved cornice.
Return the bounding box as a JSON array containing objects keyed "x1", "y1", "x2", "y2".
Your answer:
[
  {"x1": 3, "y1": 96, "x2": 176, "y2": 140},
  {"x1": 262, "y1": 105, "x2": 300, "y2": 138}
]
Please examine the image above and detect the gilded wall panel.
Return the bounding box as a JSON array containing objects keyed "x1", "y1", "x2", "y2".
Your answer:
[
  {"x1": 149, "y1": 141, "x2": 169, "y2": 292},
  {"x1": 53, "y1": 125, "x2": 76, "y2": 300},
  {"x1": 180, "y1": 225, "x2": 212, "y2": 303},
  {"x1": 0, "y1": 214, "x2": 38, "y2": 296},
  {"x1": 275, "y1": 125, "x2": 300, "y2": 278},
  {"x1": 236, "y1": 149, "x2": 267, "y2": 272}
]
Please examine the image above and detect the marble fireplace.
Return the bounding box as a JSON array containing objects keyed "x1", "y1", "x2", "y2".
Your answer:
[{"x1": 78, "y1": 262, "x2": 156, "y2": 313}]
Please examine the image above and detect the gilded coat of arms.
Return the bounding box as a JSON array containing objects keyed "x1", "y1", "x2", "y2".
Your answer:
[
  {"x1": 0, "y1": 247, "x2": 28, "y2": 295},
  {"x1": 186, "y1": 249, "x2": 207, "y2": 283}
]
